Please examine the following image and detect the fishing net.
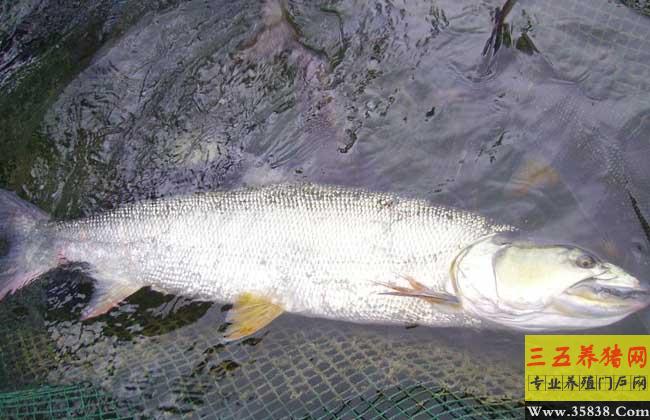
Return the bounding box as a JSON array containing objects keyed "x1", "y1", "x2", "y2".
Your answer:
[
  {"x1": 0, "y1": 273, "x2": 526, "y2": 417},
  {"x1": 0, "y1": 384, "x2": 134, "y2": 419},
  {"x1": 0, "y1": 383, "x2": 524, "y2": 419},
  {"x1": 1, "y1": 0, "x2": 650, "y2": 418}
]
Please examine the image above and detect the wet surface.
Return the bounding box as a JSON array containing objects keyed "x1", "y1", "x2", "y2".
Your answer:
[{"x1": 1, "y1": 0, "x2": 650, "y2": 417}]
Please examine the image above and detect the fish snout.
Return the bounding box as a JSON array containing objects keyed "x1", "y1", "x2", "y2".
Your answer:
[{"x1": 569, "y1": 264, "x2": 650, "y2": 311}]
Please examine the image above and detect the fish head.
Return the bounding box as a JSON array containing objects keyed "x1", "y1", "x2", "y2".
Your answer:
[{"x1": 452, "y1": 234, "x2": 649, "y2": 331}]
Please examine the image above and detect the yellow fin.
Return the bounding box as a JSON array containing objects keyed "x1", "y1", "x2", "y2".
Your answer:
[{"x1": 223, "y1": 293, "x2": 284, "y2": 341}]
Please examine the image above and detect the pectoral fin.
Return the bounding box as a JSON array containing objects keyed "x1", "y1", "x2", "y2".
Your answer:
[
  {"x1": 81, "y1": 281, "x2": 141, "y2": 320},
  {"x1": 223, "y1": 293, "x2": 284, "y2": 341},
  {"x1": 378, "y1": 275, "x2": 460, "y2": 306}
]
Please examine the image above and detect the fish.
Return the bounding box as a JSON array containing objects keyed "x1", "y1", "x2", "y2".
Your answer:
[{"x1": 0, "y1": 184, "x2": 647, "y2": 340}]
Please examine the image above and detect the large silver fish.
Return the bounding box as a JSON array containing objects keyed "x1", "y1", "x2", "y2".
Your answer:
[{"x1": 0, "y1": 184, "x2": 647, "y2": 339}]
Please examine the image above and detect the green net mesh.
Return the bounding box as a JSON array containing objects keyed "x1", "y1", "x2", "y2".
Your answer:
[
  {"x1": 0, "y1": 384, "x2": 134, "y2": 419},
  {"x1": 0, "y1": 382, "x2": 524, "y2": 419}
]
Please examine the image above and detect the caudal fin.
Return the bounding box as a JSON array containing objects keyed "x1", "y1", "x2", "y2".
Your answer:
[{"x1": 0, "y1": 189, "x2": 54, "y2": 300}]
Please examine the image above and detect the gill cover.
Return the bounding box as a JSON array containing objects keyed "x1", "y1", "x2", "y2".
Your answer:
[{"x1": 453, "y1": 234, "x2": 649, "y2": 331}]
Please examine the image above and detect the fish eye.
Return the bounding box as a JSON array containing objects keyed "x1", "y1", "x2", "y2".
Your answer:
[{"x1": 575, "y1": 254, "x2": 596, "y2": 269}]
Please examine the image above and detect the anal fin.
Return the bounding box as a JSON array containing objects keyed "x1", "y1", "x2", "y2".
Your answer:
[
  {"x1": 81, "y1": 278, "x2": 141, "y2": 320},
  {"x1": 223, "y1": 293, "x2": 284, "y2": 342}
]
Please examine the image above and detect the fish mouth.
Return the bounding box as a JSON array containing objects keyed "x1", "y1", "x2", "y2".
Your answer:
[
  {"x1": 560, "y1": 268, "x2": 650, "y2": 315},
  {"x1": 567, "y1": 280, "x2": 650, "y2": 301}
]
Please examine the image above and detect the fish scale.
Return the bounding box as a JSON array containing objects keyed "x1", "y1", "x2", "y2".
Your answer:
[
  {"x1": 46, "y1": 184, "x2": 511, "y2": 327},
  {"x1": 1, "y1": 185, "x2": 647, "y2": 334}
]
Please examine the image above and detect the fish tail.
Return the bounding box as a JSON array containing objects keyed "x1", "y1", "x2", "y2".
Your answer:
[{"x1": 0, "y1": 189, "x2": 54, "y2": 300}]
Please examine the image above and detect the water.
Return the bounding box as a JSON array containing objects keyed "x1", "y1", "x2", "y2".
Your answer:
[{"x1": 1, "y1": 0, "x2": 650, "y2": 417}]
